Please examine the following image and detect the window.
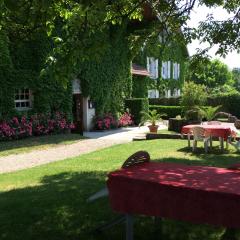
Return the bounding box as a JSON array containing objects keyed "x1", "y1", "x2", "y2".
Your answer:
[
  {"x1": 15, "y1": 89, "x2": 32, "y2": 110},
  {"x1": 173, "y1": 63, "x2": 180, "y2": 80},
  {"x1": 162, "y1": 61, "x2": 171, "y2": 79},
  {"x1": 148, "y1": 89, "x2": 159, "y2": 99},
  {"x1": 147, "y1": 57, "x2": 158, "y2": 79},
  {"x1": 165, "y1": 89, "x2": 171, "y2": 98}
]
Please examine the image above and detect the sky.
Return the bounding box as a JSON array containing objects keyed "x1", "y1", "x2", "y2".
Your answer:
[{"x1": 187, "y1": 4, "x2": 240, "y2": 69}]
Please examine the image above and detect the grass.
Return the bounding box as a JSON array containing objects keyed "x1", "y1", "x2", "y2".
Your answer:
[
  {"x1": 0, "y1": 134, "x2": 86, "y2": 157},
  {"x1": 0, "y1": 139, "x2": 239, "y2": 240},
  {"x1": 157, "y1": 129, "x2": 178, "y2": 134}
]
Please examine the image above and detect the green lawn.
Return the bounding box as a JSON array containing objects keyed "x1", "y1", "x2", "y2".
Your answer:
[
  {"x1": 0, "y1": 134, "x2": 86, "y2": 157},
  {"x1": 0, "y1": 139, "x2": 239, "y2": 240},
  {"x1": 157, "y1": 129, "x2": 179, "y2": 134}
]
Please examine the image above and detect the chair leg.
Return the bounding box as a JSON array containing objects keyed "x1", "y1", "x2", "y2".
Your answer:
[{"x1": 187, "y1": 134, "x2": 191, "y2": 148}]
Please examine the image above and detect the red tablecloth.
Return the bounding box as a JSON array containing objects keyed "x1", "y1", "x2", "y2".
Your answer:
[
  {"x1": 181, "y1": 124, "x2": 235, "y2": 140},
  {"x1": 107, "y1": 162, "x2": 240, "y2": 228}
]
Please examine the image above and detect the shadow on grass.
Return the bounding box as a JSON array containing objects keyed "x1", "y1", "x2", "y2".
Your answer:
[
  {"x1": 0, "y1": 134, "x2": 85, "y2": 156},
  {"x1": 0, "y1": 171, "x2": 162, "y2": 240},
  {"x1": 153, "y1": 152, "x2": 240, "y2": 168}
]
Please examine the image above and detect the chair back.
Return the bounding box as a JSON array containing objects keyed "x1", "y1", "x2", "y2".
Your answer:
[
  {"x1": 207, "y1": 121, "x2": 221, "y2": 125},
  {"x1": 121, "y1": 151, "x2": 150, "y2": 169},
  {"x1": 192, "y1": 126, "x2": 206, "y2": 140}
]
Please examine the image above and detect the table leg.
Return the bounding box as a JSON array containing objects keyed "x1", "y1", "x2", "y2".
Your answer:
[
  {"x1": 154, "y1": 217, "x2": 163, "y2": 239},
  {"x1": 220, "y1": 137, "x2": 224, "y2": 152},
  {"x1": 187, "y1": 133, "x2": 191, "y2": 148},
  {"x1": 126, "y1": 214, "x2": 133, "y2": 240}
]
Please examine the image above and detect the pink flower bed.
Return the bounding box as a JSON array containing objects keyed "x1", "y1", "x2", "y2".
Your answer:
[
  {"x1": 0, "y1": 112, "x2": 75, "y2": 141},
  {"x1": 95, "y1": 112, "x2": 133, "y2": 130},
  {"x1": 118, "y1": 112, "x2": 133, "y2": 127}
]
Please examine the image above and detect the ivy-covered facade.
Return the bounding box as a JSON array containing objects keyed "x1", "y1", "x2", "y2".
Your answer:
[
  {"x1": 0, "y1": 25, "x2": 132, "y2": 131},
  {"x1": 132, "y1": 36, "x2": 189, "y2": 99},
  {"x1": 0, "y1": 30, "x2": 72, "y2": 119}
]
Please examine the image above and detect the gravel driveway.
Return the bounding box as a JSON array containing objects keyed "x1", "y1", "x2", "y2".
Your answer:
[{"x1": 0, "y1": 125, "x2": 166, "y2": 174}]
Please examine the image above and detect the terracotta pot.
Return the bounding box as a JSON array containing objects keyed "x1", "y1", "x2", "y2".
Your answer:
[{"x1": 148, "y1": 125, "x2": 159, "y2": 133}]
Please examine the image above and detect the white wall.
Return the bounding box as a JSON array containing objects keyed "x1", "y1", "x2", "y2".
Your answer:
[
  {"x1": 83, "y1": 97, "x2": 95, "y2": 131},
  {"x1": 72, "y1": 79, "x2": 95, "y2": 131}
]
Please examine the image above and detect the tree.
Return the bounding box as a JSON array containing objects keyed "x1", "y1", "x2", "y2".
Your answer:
[
  {"x1": 181, "y1": 81, "x2": 207, "y2": 109},
  {"x1": 186, "y1": 58, "x2": 234, "y2": 89}
]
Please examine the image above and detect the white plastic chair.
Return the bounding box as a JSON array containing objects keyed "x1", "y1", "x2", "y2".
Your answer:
[
  {"x1": 207, "y1": 121, "x2": 221, "y2": 125},
  {"x1": 192, "y1": 126, "x2": 211, "y2": 153}
]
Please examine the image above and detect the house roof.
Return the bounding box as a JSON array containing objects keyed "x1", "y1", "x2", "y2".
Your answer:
[{"x1": 131, "y1": 63, "x2": 150, "y2": 77}]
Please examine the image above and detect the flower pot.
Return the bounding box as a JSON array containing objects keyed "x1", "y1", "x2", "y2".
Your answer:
[{"x1": 148, "y1": 125, "x2": 159, "y2": 133}]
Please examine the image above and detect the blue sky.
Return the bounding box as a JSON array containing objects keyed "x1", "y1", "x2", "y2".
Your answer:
[{"x1": 188, "y1": 4, "x2": 240, "y2": 69}]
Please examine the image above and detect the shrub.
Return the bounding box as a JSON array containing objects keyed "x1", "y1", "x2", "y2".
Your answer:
[
  {"x1": 118, "y1": 112, "x2": 133, "y2": 127},
  {"x1": 94, "y1": 114, "x2": 118, "y2": 130},
  {"x1": 125, "y1": 98, "x2": 149, "y2": 125},
  {"x1": 149, "y1": 105, "x2": 184, "y2": 119},
  {"x1": 181, "y1": 81, "x2": 207, "y2": 109},
  {"x1": 0, "y1": 112, "x2": 75, "y2": 141}
]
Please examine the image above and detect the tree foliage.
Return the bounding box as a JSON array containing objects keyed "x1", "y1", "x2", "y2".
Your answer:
[
  {"x1": 186, "y1": 57, "x2": 233, "y2": 89},
  {"x1": 181, "y1": 81, "x2": 207, "y2": 109},
  {"x1": 232, "y1": 68, "x2": 240, "y2": 90},
  {"x1": 0, "y1": 0, "x2": 239, "y2": 116}
]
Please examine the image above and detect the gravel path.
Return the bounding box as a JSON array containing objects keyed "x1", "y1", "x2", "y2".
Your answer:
[{"x1": 0, "y1": 125, "x2": 166, "y2": 174}]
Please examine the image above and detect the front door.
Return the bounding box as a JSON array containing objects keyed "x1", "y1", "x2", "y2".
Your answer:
[{"x1": 72, "y1": 94, "x2": 83, "y2": 134}]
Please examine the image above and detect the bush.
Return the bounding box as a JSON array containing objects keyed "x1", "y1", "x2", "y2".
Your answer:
[
  {"x1": 149, "y1": 105, "x2": 184, "y2": 119},
  {"x1": 94, "y1": 114, "x2": 118, "y2": 130},
  {"x1": 181, "y1": 81, "x2": 207, "y2": 109},
  {"x1": 0, "y1": 112, "x2": 75, "y2": 141},
  {"x1": 118, "y1": 112, "x2": 134, "y2": 127},
  {"x1": 125, "y1": 98, "x2": 149, "y2": 125},
  {"x1": 149, "y1": 97, "x2": 181, "y2": 106}
]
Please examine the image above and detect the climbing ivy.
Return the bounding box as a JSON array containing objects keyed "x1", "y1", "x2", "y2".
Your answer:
[
  {"x1": 133, "y1": 36, "x2": 188, "y2": 97},
  {"x1": 0, "y1": 30, "x2": 73, "y2": 120},
  {"x1": 0, "y1": 30, "x2": 15, "y2": 118},
  {"x1": 80, "y1": 25, "x2": 132, "y2": 116}
]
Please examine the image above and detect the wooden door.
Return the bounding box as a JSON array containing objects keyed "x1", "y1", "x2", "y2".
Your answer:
[{"x1": 72, "y1": 94, "x2": 83, "y2": 134}]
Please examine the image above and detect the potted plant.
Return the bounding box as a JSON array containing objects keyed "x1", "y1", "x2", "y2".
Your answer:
[{"x1": 140, "y1": 109, "x2": 166, "y2": 133}]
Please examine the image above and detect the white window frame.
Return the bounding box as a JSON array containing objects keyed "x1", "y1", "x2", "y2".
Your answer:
[
  {"x1": 147, "y1": 57, "x2": 158, "y2": 79},
  {"x1": 162, "y1": 61, "x2": 171, "y2": 79},
  {"x1": 148, "y1": 89, "x2": 159, "y2": 99},
  {"x1": 177, "y1": 63, "x2": 180, "y2": 79},
  {"x1": 15, "y1": 88, "x2": 33, "y2": 111},
  {"x1": 173, "y1": 63, "x2": 180, "y2": 80}
]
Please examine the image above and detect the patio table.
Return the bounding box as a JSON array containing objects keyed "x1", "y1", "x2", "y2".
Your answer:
[
  {"x1": 107, "y1": 162, "x2": 240, "y2": 240},
  {"x1": 181, "y1": 124, "x2": 236, "y2": 151}
]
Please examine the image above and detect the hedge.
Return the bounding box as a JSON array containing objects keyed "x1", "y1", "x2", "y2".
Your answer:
[
  {"x1": 208, "y1": 93, "x2": 240, "y2": 118},
  {"x1": 125, "y1": 98, "x2": 149, "y2": 125},
  {"x1": 148, "y1": 93, "x2": 240, "y2": 118},
  {"x1": 149, "y1": 105, "x2": 184, "y2": 119},
  {"x1": 149, "y1": 97, "x2": 181, "y2": 106}
]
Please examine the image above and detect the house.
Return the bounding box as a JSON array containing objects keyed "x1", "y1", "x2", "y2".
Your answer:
[
  {"x1": 0, "y1": 3, "x2": 188, "y2": 133},
  {"x1": 132, "y1": 35, "x2": 189, "y2": 99}
]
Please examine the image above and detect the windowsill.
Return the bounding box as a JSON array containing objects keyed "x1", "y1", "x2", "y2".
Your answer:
[{"x1": 15, "y1": 107, "x2": 32, "y2": 112}]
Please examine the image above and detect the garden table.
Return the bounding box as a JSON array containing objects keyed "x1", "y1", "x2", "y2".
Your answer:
[
  {"x1": 107, "y1": 162, "x2": 240, "y2": 240},
  {"x1": 181, "y1": 124, "x2": 236, "y2": 151}
]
